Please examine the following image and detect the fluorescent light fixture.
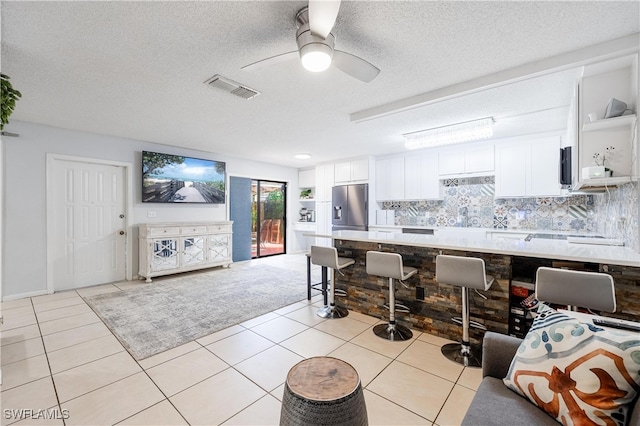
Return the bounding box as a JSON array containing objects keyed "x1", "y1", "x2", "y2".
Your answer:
[
  {"x1": 300, "y1": 43, "x2": 333, "y2": 72},
  {"x1": 294, "y1": 153, "x2": 312, "y2": 160},
  {"x1": 403, "y1": 117, "x2": 495, "y2": 150}
]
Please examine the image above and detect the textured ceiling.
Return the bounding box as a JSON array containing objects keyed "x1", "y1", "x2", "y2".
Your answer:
[{"x1": 1, "y1": 1, "x2": 639, "y2": 167}]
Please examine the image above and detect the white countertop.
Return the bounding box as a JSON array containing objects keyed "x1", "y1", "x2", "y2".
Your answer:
[{"x1": 305, "y1": 230, "x2": 640, "y2": 267}]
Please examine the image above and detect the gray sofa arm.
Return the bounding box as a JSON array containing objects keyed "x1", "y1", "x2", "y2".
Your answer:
[{"x1": 482, "y1": 332, "x2": 522, "y2": 379}]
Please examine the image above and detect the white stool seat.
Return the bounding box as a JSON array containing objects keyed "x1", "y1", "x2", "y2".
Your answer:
[
  {"x1": 535, "y1": 267, "x2": 616, "y2": 313},
  {"x1": 366, "y1": 251, "x2": 417, "y2": 341},
  {"x1": 436, "y1": 254, "x2": 493, "y2": 368},
  {"x1": 436, "y1": 255, "x2": 494, "y2": 290},
  {"x1": 310, "y1": 246, "x2": 354, "y2": 319}
]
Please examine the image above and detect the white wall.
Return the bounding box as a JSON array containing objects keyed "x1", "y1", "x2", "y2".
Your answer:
[{"x1": 2, "y1": 121, "x2": 301, "y2": 299}]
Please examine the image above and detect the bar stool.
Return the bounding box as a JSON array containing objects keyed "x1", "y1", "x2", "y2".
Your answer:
[
  {"x1": 535, "y1": 267, "x2": 616, "y2": 313},
  {"x1": 310, "y1": 245, "x2": 354, "y2": 319},
  {"x1": 436, "y1": 254, "x2": 494, "y2": 367},
  {"x1": 305, "y1": 252, "x2": 328, "y2": 304},
  {"x1": 366, "y1": 251, "x2": 417, "y2": 341}
]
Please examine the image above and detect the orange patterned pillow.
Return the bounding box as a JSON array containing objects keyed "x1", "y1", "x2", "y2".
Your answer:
[{"x1": 503, "y1": 305, "x2": 640, "y2": 426}]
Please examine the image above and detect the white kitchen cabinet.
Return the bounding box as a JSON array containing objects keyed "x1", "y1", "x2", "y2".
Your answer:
[
  {"x1": 334, "y1": 158, "x2": 369, "y2": 184},
  {"x1": 375, "y1": 157, "x2": 404, "y2": 201},
  {"x1": 528, "y1": 137, "x2": 562, "y2": 196},
  {"x1": 495, "y1": 143, "x2": 527, "y2": 196},
  {"x1": 576, "y1": 54, "x2": 638, "y2": 187},
  {"x1": 438, "y1": 144, "x2": 494, "y2": 176},
  {"x1": 438, "y1": 149, "x2": 465, "y2": 175},
  {"x1": 139, "y1": 222, "x2": 232, "y2": 282},
  {"x1": 495, "y1": 136, "x2": 561, "y2": 197},
  {"x1": 314, "y1": 164, "x2": 334, "y2": 202},
  {"x1": 404, "y1": 152, "x2": 440, "y2": 199},
  {"x1": 298, "y1": 168, "x2": 315, "y2": 188},
  {"x1": 314, "y1": 201, "x2": 332, "y2": 247},
  {"x1": 466, "y1": 145, "x2": 495, "y2": 174}
]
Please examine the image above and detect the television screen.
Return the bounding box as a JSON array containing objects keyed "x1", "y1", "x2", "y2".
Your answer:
[{"x1": 142, "y1": 151, "x2": 226, "y2": 203}]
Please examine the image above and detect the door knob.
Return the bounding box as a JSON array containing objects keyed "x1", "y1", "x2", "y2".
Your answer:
[{"x1": 119, "y1": 231, "x2": 125, "y2": 235}]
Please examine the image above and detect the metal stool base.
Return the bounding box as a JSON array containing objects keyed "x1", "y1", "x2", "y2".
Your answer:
[
  {"x1": 373, "y1": 323, "x2": 413, "y2": 341},
  {"x1": 317, "y1": 305, "x2": 349, "y2": 319},
  {"x1": 441, "y1": 343, "x2": 482, "y2": 368}
]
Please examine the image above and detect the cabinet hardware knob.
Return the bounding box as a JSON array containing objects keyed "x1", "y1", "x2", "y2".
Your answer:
[
  {"x1": 119, "y1": 214, "x2": 125, "y2": 219},
  {"x1": 119, "y1": 231, "x2": 125, "y2": 235}
]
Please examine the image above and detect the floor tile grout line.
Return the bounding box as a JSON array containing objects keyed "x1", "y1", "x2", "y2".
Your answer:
[
  {"x1": 362, "y1": 387, "x2": 433, "y2": 424},
  {"x1": 29, "y1": 296, "x2": 67, "y2": 426},
  {"x1": 431, "y1": 375, "x2": 461, "y2": 425},
  {"x1": 35, "y1": 305, "x2": 99, "y2": 324}
]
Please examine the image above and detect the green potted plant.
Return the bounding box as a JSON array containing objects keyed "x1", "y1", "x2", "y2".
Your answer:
[
  {"x1": 299, "y1": 189, "x2": 312, "y2": 199},
  {"x1": 1, "y1": 73, "x2": 22, "y2": 131}
]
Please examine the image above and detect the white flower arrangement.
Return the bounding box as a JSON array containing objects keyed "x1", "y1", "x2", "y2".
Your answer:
[{"x1": 593, "y1": 146, "x2": 615, "y2": 171}]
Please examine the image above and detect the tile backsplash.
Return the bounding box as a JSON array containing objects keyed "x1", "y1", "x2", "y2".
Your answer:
[
  {"x1": 593, "y1": 180, "x2": 639, "y2": 251},
  {"x1": 380, "y1": 176, "x2": 639, "y2": 251}
]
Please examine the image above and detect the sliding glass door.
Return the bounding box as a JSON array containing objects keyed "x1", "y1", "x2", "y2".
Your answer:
[{"x1": 252, "y1": 180, "x2": 286, "y2": 258}]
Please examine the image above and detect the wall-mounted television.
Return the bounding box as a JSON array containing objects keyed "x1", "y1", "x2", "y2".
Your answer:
[{"x1": 142, "y1": 150, "x2": 226, "y2": 204}]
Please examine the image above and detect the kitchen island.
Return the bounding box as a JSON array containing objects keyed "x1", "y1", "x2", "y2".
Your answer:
[{"x1": 305, "y1": 230, "x2": 640, "y2": 344}]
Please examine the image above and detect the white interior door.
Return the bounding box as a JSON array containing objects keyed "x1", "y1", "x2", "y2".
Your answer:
[{"x1": 51, "y1": 158, "x2": 127, "y2": 290}]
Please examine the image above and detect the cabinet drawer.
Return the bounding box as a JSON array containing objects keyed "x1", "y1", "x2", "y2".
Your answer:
[
  {"x1": 147, "y1": 227, "x2": 181, "y2": 237},
  {"x1": 208, "y1": 224, "x2": 232, "y2": 233},
  {"x1": 181, "y1": 225, "x2": 208, "y2": 235}
]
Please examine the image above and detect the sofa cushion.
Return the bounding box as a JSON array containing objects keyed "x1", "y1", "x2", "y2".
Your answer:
[
  {"x1": 503, "y1": 304, "x2": 640, "y2": 426},
  {"x1": 462, "y1": 377, "x2": 560, "y2": 426}
]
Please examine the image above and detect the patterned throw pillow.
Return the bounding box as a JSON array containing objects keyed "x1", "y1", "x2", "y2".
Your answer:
[{"x1": 503, "y1": 304, "x2": 640, "y2": 426}]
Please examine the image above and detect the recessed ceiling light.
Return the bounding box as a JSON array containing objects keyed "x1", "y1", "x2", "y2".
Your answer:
[{"x1": 294, "y1": 153, "x2": 312, "y2": 160}]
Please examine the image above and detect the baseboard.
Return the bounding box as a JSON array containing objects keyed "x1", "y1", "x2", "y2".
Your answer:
[{"x1": 2, "y1": 289, "x2": 49, "y2": 302}]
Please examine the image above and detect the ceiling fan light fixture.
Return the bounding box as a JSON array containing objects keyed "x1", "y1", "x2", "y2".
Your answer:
[{"x1": 300, "y1": 43, "x2": 333, "y2": 72}]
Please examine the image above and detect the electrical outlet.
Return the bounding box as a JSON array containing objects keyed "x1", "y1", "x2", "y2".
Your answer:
[
  {"x1": 147, "y1": 211, "x2": 156, "y2": 218},
  {"x1": 415, "y1": 286, "x2": 425, "y2": 300}
]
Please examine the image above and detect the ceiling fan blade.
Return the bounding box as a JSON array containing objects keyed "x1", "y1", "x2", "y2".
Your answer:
[
  {"x1": 333, "y1": 50, "x2": 380, "y2": 83},
  {"x1": 241, "y1": 51, "x2": 298, "y2": 72},
  {"x1": 308, "y1": 0, "x2": 341, "y2": 38}
]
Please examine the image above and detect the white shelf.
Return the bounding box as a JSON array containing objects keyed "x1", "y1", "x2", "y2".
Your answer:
[
  {"x1": 573, "y1": 176, "x2": 631, "y2": 190},
  {"x1": 293, "y1": 222, "x2": 316, "y2": 232},
  {"x1": 582, "y1": 114, "x2": 636, "y2": 132},
  {"x1": 299, "y1": 198, "x2": 315, "y2": 202}
]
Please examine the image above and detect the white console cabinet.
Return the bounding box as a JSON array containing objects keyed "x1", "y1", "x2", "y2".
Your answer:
[{"x1": 139, "y1": 221, "x2": 233, "y2": 282}]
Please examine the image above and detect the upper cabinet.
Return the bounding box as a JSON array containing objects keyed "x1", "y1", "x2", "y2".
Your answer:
[
  {"x1": 575, "y1": 54, "x2": 638, "y2": 189},
  {"x1": 438, "y1": 144, "x2": 494, "y2": 176},
  {"x1": 375, "y1": 151, "x2": 440, "y2": 201},
  {"x1": 405, "y1": 152, "x2": 440, "y2": 200},
  {"x1": 495, "y1": 135, "x2": 561, "y2": 198},
  {"x1": 315, "y1": 163, "x2": 335, "y2": 202},
  {"x1": 375, "y1": 157, "x2": 405, "y2": 201},
  {"x1": 334, "y1": 158, "x2": 369, "y2": 184},
  {"x1": 298, "y1": 168, "x2": 315, "y2": 189}
]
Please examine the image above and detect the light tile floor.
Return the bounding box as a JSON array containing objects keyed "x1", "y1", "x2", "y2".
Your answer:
[{"x1": 0, "y1": 254, "x2": 481, "y2": 426}]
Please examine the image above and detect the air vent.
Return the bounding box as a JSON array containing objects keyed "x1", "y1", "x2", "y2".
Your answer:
[{"x1": 204, "y1": 74, "x2": 261, "y2": 100}]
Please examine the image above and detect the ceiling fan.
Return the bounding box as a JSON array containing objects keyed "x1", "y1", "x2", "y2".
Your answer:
[{"x1": 241, "y1": 0, "x2": 380, "y2": 83}]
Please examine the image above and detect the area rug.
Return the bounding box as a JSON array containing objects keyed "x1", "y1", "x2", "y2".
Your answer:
[{"x1": 84, "y1": 264, "x2": 310, "y2": 360}]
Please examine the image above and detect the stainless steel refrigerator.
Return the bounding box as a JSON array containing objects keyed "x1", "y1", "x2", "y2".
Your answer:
[{"x1": 332, "y1": 184, "x2": 368, "y2": 231}]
